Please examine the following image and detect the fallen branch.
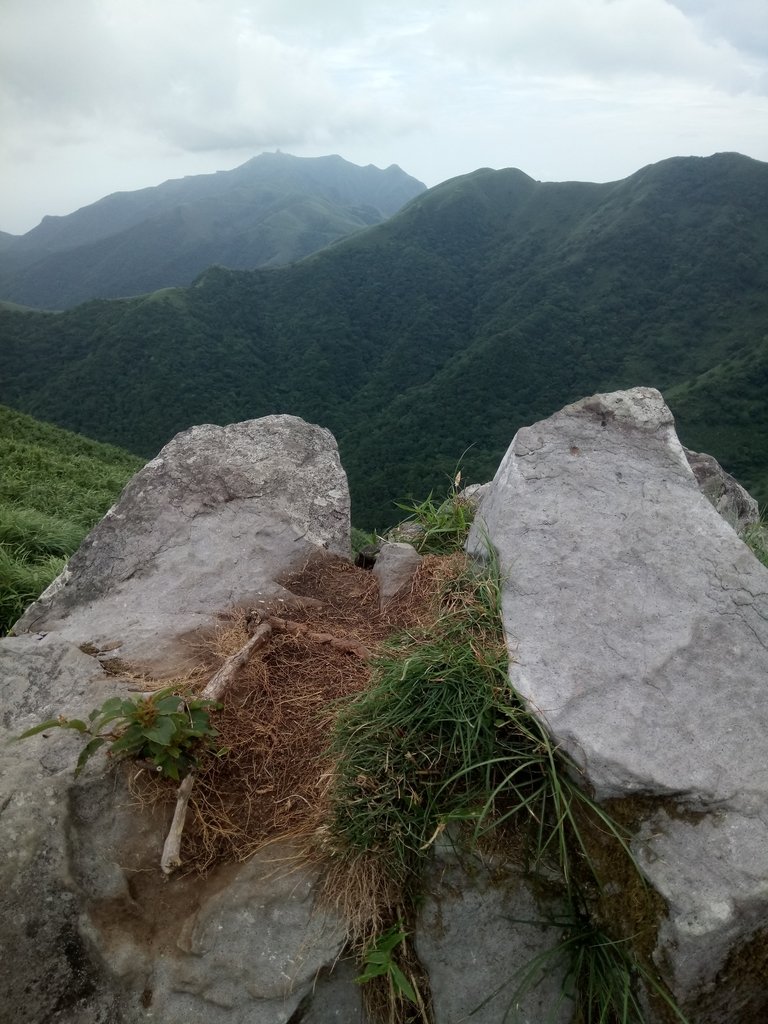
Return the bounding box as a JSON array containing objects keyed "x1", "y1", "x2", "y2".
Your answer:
[
  {"x1": 202, "y1": 620, "x2": 273, "y2": 700},
  {"x1": 160, "y1": 773, "x2": 196, "y2": 875},
  {"x1": 265, "y1": 615, "x2": 371, "y2": 661},
  {"x1": 161, "y1": 621, "x2": 273, "y2": 875}
]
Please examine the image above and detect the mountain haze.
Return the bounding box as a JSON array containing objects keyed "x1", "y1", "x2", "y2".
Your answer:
[
  {"x1": 0, "y1": 153, "x2": 426, "y2": 309},
  {"x1": 1, "y1": 152, "x2": 766, "y2": 525}
]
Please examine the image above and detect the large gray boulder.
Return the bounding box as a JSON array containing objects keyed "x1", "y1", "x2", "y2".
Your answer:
[
  {"x1": 468, "y1": 387, "x2": 768, "y2": 1021},
  {"x1": 13, "y1": 415, "x2": 350, "y2": 672},
  {"x1": 1, "y1": 415, "x2": 353, "y2": 1023}
]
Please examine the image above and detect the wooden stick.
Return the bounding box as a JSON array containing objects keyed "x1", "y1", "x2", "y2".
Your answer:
[
  {"x1": 202, "y1": 620, "x2": 273, "y2": 700},
  {"x1": 160, "y1": 773, "x2": 196, "y2": 876},
  {"x1": 265, "y1": 616, "x2": 370, "y2": 661},
  {"x1": 161, "y1": 621, "x2": 273, "y2": 875}
]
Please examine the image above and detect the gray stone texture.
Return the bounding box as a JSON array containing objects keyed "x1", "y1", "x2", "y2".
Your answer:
[
  {"x1": 373, "y1": 540, "x2": 423, "y2": 608},
  {"x1": 13, "y1": 415, "x2": 350, "y2": 672},
  {"x1": 468, "y1": 387, "x2": 768, "y2": 1021},
  {"x1": 684, "y1": 446, "x2": 759, "y2": 534},
  {"x1": 1, "y1": 415, "x2": 354, "y2": 1023},
  {"x1": 416, "y1": 848, "x2": 574, "y2": 1024}
]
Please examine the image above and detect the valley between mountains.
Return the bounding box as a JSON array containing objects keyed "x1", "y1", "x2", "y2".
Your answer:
[{"x1": 1, "y1": 150, "x2": 766, "y2": 528}]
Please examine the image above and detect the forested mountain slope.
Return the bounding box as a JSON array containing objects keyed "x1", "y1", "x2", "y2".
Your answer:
[
  {"x1": 0, "y1": 153, "x2": 425, "y2": 309},
  {"x1": 1, "y1": 152, "x2": 766, "y2": 525}
]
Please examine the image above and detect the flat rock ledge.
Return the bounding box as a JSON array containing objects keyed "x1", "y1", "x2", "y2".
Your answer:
[{"x1": 469, "y1": 387, "x2": 768, "y2": 1022}]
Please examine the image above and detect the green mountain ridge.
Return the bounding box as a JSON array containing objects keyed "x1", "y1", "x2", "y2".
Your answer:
[
  {"x1": 0, "y1": 153, "x2": 426, "y2": 309},
  {"x1": 1, "y1": 151, "x2": 766, "y2": 525}
]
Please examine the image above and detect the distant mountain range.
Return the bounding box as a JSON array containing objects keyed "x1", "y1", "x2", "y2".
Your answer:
[
  {"x1": 0, "y1": 153, "x2": 426, "y2": 309},
  {"x1": 1, "y1": 152, "x2": 766, "y2": 526}
]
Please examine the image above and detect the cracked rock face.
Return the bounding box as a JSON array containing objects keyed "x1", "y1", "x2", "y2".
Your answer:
[
  {"x1": 13, "y1": 415, "x2": 350, "y2": 672},
  {"x1": 469, "y1": 387, "x2": 768, "y2": 1021}
]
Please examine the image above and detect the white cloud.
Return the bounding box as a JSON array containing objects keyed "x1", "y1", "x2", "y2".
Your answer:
[{"x1": 425, "y1": 0, "x2": 761, "y2": 92}]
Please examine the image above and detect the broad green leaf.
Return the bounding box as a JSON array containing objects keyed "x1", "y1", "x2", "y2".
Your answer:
[
  {"x1": 15, "y1": 719, "x2": 64, "y2": 739},
  {"x1": 363, "y1": 952, "x2": 392, "y2": 965},
  {"x1": 63, "y1": 719, "x2": 88, "y2": 733},
  {"x1": 154, "y1": 696, "x2": 183, "y2": 714},
  {"x1": 141, "y1": 716, "x2": 176, "y2": 745},
  {"x1": 389, "y1": 964, "x2": 417, "y2": 1002},
  {"x1": 74, "y1": 737, "x2": 106, "y2": 776}
]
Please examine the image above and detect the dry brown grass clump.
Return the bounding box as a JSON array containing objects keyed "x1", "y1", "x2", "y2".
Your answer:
[{"x1": 130, "y1": 550, "x2": 466, "y2": 875}]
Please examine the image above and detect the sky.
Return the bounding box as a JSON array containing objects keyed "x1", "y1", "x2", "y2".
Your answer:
[{"x1": 1, "y1": 0, "x2": 767, "y2": 235}]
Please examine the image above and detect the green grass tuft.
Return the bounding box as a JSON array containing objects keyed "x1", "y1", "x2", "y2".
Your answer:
[
  {"x1": 393, "y1": 477, "x2": 475, "y2": 554},
  {"x1": 743, "y1": 519, "x2": 768, "y2": 568}
]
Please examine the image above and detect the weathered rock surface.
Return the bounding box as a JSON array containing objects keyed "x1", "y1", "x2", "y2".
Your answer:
[
  {"x1": 684, "y1": 446, "x2": 759, "y2": 533},
  {"x1": 13, "y1": 415, "x2": 350, "y2": 672},
  {"x1": 469, "y1": 387, "x2": 768, "y2": 1021},
  {"x1": 416, "y1": 848, "x2": 573, "y2": 1024},
  {"x1": 1, "y1": 415, "x2": 354, "y2": 1024},
  {"x1": 373, "y1": 541, "x2": 422, "y2": 608}
]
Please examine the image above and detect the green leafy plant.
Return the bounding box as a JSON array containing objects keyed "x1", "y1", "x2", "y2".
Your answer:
[
  {"x1": 356, "y1": 922, "x2": 418, "y2": 1005},
  {"x1": 16, "y1": 689, "x2": 221, "y2": 780}
]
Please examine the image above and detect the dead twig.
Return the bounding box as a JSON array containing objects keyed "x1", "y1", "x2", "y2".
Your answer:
[
  {"x1": 265, "y1": 616, "x2": 370, "y2": 661},
  {"x1": 161, "y1": 621, "x2": 273, "y2": 875}
]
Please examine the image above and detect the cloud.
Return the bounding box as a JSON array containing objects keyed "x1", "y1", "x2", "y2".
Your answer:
[
  {"x1": 425, "y1": 0, "x2": 763, "y2": 93},
  {"x1": 0, "y1": 0, "x2": 418, "y2": 160}
]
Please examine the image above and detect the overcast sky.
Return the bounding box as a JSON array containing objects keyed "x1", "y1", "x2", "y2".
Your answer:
[{"x1": 2, "y1": 0, "x2": 767, "y2": 235}]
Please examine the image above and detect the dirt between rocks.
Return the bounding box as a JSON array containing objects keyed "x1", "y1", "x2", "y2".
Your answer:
[{"x1": 131, "y1": 550, "x2": 460, "y2": 875}]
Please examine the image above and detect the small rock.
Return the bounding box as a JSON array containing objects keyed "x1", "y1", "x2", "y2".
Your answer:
[{"x1": 373, "y1": 541, "x2": 423, "y2": 608}]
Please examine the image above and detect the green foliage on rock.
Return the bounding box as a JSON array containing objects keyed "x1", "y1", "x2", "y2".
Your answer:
[{"x1": 16, "y1": 689, "x2": 221, "y2": 780}]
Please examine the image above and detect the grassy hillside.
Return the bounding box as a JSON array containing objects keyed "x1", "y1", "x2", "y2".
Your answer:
[
  {"x1": 0, "y1": 405, "x2": 142, "y2": 632},
  {"x1": 0, "y1": 153, "x2": 425, "y2": 309},
  {"x1": 1, "y1": 153, "x2": 766, "y2": 525}
]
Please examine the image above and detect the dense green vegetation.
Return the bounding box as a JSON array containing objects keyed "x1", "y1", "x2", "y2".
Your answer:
[
  {"x1": 0, "y1": 405, "x2": 142, "y2": 632},
  {"x1": 1, "y1": 152, "x2": 766, "y2": 525},
  {"x1": 0, "y1": 153, "x2": 425, "y2": 309}
]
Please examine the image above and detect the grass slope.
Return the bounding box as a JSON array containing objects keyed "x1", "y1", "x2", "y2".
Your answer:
[
  {"x1": 0, "y1": 405, "x2": 142, "y2": 632},
  {"x1": 1, "y1": 153, "x2": 766, "y2": 524}
]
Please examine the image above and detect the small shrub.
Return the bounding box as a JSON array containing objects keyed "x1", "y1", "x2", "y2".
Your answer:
[
  {"x1": 16, "y1": 689, "x2": 221, "y2": 780},
  {"x1": 356, "y1": 922, "x2": 418, "y2": 1005},
  {"x1": 744, "y1": 519, "x2": 768, "y2": 568}
]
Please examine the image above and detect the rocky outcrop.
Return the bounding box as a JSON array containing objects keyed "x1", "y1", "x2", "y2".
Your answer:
[
  {"x1": 469, "y1": 387, "x2": 768, "y2": 1021},
  {"x1": 683, "y1": 446, "x2": 759, "y2": 534},
  {"x1": 1, "y1": 415, "x2": 353, "y2": 1024},
  {"x1": 4, "y1": 397, "x2": 767, "y2": 1023},
  {"x1": 13, "y1": 415, "x2": 350, "y2": 673}
]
